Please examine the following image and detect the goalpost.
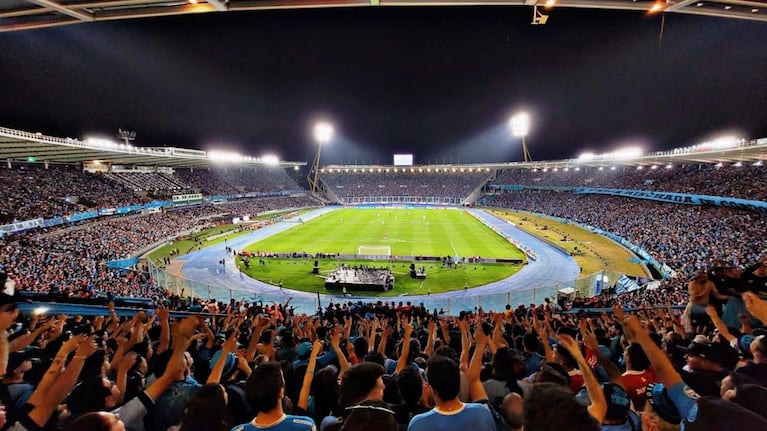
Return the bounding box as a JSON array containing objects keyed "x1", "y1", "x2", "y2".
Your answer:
[{"x1": 357, "y1": 245, "x2": 392, "y2": 257}]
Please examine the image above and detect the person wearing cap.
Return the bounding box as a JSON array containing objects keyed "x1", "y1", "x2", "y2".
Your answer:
[
  {"x1": 0, "y1": 350, "x2": 37, "y2": 423},
  {"x1": 292, "y1": 341, "x2": 336, "y2": 372},
  {"x1": 617, "y1": 307, "x2": 767, "y2": 431},
  {"x1": 733, "y1": 334, "x2": 767, "y2": 387},
  {"x1": 575, "y1": 383, "x2": 640, "y2": 431}
]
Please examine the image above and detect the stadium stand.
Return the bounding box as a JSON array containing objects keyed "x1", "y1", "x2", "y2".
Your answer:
[
  {"x1": 2, "y1": 125, "x2": 767, "y2": 431},
  {"x1": 320, "y1": 169, "x2": 491, "y2": 202},
  {"x1": 175, "y1": 167, "x2": 303, "y2": 196},
  {"x1": 494, "y1": 164, "x2": 767, "y2": 200},
  {"x1": 0, "y1": 164, "x2": 149, "y2": 223},
  {"x1": 104, "y1": 172, "x2": 193, "y2": 196}
]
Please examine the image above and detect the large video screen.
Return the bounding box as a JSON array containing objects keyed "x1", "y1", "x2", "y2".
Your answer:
[{"x1": 393, "y1": 154, "x2": 413, "y2": 166}]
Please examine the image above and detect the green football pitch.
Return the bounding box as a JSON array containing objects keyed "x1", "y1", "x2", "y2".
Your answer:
[
  {"x1": 244, "y1": 208, "x2": 525, "y2": 259},
  {"x1": 237, "y1": 208, "x2": 526, "y2": 296}
]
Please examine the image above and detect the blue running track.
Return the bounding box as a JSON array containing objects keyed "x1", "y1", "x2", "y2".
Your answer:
[{"x1": 178, "y1": 208, "x2": 580, "y2": 314}]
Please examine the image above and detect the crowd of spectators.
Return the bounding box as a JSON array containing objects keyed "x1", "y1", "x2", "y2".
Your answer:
[
  {"x1": 1, "y1": 281, "x2": 767, "y2": 431},
  {"x1": 0, "y1": 165, "x2": 148, "y2": 223},
  {"x1": 105, "y1": 173, "x2": 192, "y2": 197},
  {"x1": 1, "y1": 195, "x2": 320, "y2": 302},
  {"x1": 487, "y1": 190, "x2": 766, "y2": 278},
  {"x1": 175, "y1": 168, "x2": 302, "y2": 196},
  {"x1": 320, "y1": 171, "x2": 491, "y2": 200},
  {"x1": 0, "y1": 165, "x2": 305, "y2": 225},
  {"x1": 493, "y1": 164, "x2": 767, "y2": 201}
]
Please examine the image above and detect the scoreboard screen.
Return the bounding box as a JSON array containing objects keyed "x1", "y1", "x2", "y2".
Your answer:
[{"x1": 393, "y1": 154, "x2": 413, "y2": 166}]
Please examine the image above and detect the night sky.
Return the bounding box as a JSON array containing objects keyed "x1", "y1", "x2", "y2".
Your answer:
[{"x1": 1, "y1": 6, "x2": 766, "y2": 165}]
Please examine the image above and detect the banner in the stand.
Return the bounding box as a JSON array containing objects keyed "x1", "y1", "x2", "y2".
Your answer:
[
  {"x1": 0, "y1": 218, "x2": 44, "y2": 235},
  {"x1": 492, "y1": 185, "x2": 767, "y2": 214},
  {"x1": 573, "y1": 187, "x2": 767, "y2": 213}
]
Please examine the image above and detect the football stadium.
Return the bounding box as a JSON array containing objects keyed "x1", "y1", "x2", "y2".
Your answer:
[{"x1": 1, "y1": 2, "x2": 767, "y2": 431}]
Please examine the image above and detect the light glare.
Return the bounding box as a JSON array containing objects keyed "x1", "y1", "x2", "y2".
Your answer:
[
  {"x1": 313, "y1": 122, "x2": 335, "y2": 144},
  {"x1": 262, "y1": 154, "x2": 279, "y2": 166},
  {"x1": 510, "y1": 112, "x2": 531, "y2": 137}
]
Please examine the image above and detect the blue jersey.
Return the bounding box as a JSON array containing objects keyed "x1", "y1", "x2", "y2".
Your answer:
[
  {"x1": 407, "y1": 403, "x2": 495, "y2": 431},
  {"x1": 231, "y1": 415, "x2": 316, "y2": 431}
]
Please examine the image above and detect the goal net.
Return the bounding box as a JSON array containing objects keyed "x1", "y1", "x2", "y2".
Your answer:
[{"x1": 357, "y1": 245, "x2": 392, "y2": 256}]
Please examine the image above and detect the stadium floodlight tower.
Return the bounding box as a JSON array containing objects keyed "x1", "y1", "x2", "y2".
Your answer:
[
  {"x1": 308, "y1": 121, "x2": 334, "y2": 194},
  {"x1": 509, "y1": 112, "x2": 532, "y2": 162}
]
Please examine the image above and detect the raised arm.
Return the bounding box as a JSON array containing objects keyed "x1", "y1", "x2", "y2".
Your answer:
[
  {"x1": 207, "y1": 330, "x2": 239, "y2": 384},
  {"x1": 330, "y1": 327, "x2": 350, "y2": 380},
  {"x1": 580, "y1": 320, "x2": 623, "y2": 388},
  {"x1": 26, "y1": 336, "x2": 99, "y2": 427},
  {"x1": 459, "y1": 320, "x2": 470, "y2": 370},
  {"x1": 467, "y1": 327, "x2": 489, "y2": 402},
  {"x1": 9, "y1": 318, "x2": 57, "y2": 352},
  {"x1": 557, "y1": 334, "x2": 606, "y2": 425},
  {"x1": 533, "y1": 314, "x2": 553, "y2": 362},
  {"x1": 620, "y1": 312, "x2": 682, "y2": 388},
  {"x1": 33, "y1": 334, "x2": 85, "y2": 397},
  {"x1": 298, "y1": 340, "x2": 323, "y2": 411},
  {"x1": 395, "y1": 318, "x2": 413, "y2": 375},
  {"x1": 744, "y1": 292, "x2": 767, "y2": 322},
  {"x1": 156, "y1": 306, "x2": 171, "y2": 355},
  {"x1": 705, "y1": 306, "x2": 736, "y2": 344},
  {"x1": 424, "y1": 319, "x2": 436, "y2": 357}
]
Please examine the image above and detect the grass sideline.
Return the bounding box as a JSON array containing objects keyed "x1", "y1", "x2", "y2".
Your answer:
[
  {"x1": 146, "y1": 209, "x2": 303, "y2": 265},
  {"x1": 487, "y1": 209, "x2": 648, "y2": 277},
  {"x1": 237, "y1": 208, "x2": 526, "y2": 296}
]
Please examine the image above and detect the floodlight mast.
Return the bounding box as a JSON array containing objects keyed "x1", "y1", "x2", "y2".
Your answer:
[
  {"x1": 510, "y1": 113, "x2": 532, "y2": 162},
  {"x1": 308, "y1": 122, "x2": 334, "y2": 194},
  {"x1": 117, "y1": 129, "x2": 136, "y2": 146}
]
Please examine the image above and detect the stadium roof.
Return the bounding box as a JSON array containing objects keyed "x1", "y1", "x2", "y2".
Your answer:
[
  {"x1": 1, "y1": 0, "x2": 766, "y2": 32},
  {"x1": 0, "y1": 126, "x2": 305, "y2": 168},
  {"x1": 323, "y1": 137, "x2": 767, "y2": 170}
]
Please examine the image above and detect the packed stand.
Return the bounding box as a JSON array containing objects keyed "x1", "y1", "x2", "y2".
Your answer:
[
  {"x1": 104, "y1": 173, "x2": 193, "y2": 197},
  {"x1": 494, "y1": 164, "x2": 767, "y2": 201},
  {"x1": 1, "y1": 195, "x2": 320, "y2": 302},
  {"x1": 487, "y1": 190, "x2": 767, "y2": 277},
  {"x1": 175, "y1": 168, "x2": 302, "y2": 196},
  {"x1": 320, "y1": 170, "x2": 491, "y2": 200},
  {"x1": 1, "y1": 282, "x2": 767, "y2": 431},
  {"x1": 0, "y1": 165, "x2": 148, "y2": 224}
]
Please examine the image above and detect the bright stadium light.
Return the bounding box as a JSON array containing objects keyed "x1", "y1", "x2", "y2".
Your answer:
[
  {"x1": 84, "y1": 137, "x2": 119, "y2": 149},
  {"x1": 510, "y1": 112, "x2": 530, "y2": 138},
  {"x1": 611, "y1": 146, "x2": 643, "y2": 159},
  {"x1": 308, "y1": 120, "x2": 336, "y2": 194},
  {"x1": 262, "y1": 154, "x2": 279, "y2": 166},
  {"x1": 207, "y1": 151, "x2": 243, "y2": 162},
  {"x1": 509, "y1": 112, "x2": 532, "y2": 162},
  {"x1": 578, "y1": 152, "x2": 596, "y2": 160},
  {"x1": 313, "y1": 122, "x2": 335, "y2": 144}
]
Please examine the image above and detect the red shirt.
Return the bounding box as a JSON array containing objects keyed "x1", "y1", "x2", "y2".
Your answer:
[{"x1": 621, "y1": 369, "x2": 657, "y2": 410}]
